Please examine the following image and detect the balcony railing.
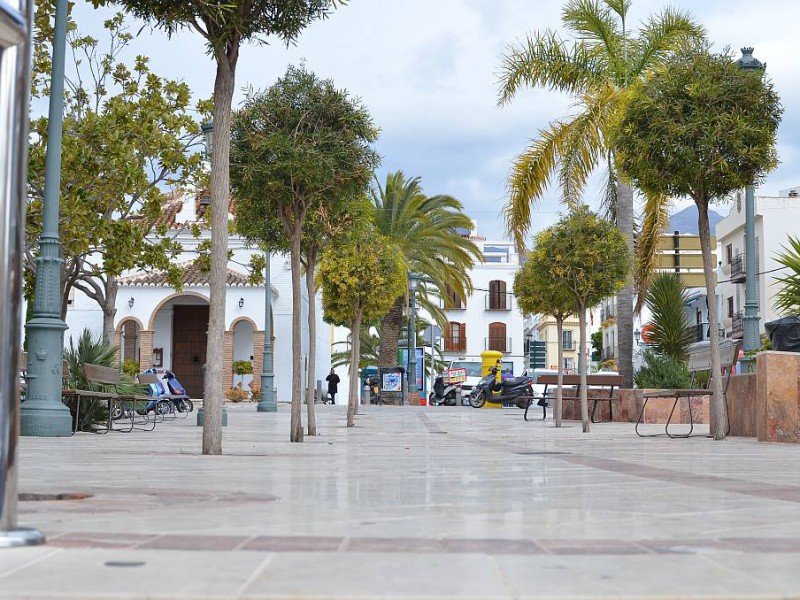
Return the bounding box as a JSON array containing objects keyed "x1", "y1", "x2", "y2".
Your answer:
[
  {"x1": 485, "y1": 337, "x2": 511, "y2": 353},
  {"x1": 443, "y1": 337, "x2": 467, "y2": 353},
  {"x1": 693, "y1": 323, "x2": 707, "y2": 343},
  {"x1": 484, "y1": 292, "x2": 512, "y2": 311},
  {"x1": 601, "y1": 346, "x2": 614, "y2": 361},
  {"x1": 441, "y1": 299, "x2": 466, "y2": 311},
  {"x1": 562, "y1": 340, "x2": 575, "y2": 350},
  {"x1": 730, "y1": 254, "x2": 746, "y2": 283},
  {"x1": 600, "y1": 306, "x2": 615, "y2": 322},
  {"x1": 731, "y1": 313, "x2": 744, "y2": 339}
]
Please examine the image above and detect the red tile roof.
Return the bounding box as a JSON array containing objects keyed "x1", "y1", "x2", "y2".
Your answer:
[{"x1": 119, "y1": 261, "x2": 253, "y2": 288}]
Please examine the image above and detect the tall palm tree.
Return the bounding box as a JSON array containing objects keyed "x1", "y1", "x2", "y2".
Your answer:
[
  {"x1": 371, "y1": 171, "x2": 482, "y2": 368},
  {"x1": 498, "y1": 0, "x2": 705, "y2": 388}
]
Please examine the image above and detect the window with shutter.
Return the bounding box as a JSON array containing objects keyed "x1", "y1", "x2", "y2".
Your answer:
[
  {"x1": 444, "y1": 284, "x2": 462, "y2": 309},
  {"x1": 445, "y1": 322, "x2": 466, "y2": 352},
  {"x1": 488, "y1": 280, "x2": 507, "y2": 310},
  {"x1": 488, "y1": 322, "x2": 506, "y2": 352}
]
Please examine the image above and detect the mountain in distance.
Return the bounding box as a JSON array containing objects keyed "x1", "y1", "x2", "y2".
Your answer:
[{"x1": 667, "y1": 204, "x2": 725, "y2": 235}]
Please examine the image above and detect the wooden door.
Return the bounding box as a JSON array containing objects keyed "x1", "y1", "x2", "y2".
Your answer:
[{"x1": 171, "y1": 305, "x2": 209, "y2": 398}]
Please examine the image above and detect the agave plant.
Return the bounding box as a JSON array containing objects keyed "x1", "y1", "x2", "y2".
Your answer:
[
  {"x1": 774, "y1": 236, "x2": 800, "y2": 315},
  {"x1": 644, "y1": 273, "x2": 694, "y2": 362}
]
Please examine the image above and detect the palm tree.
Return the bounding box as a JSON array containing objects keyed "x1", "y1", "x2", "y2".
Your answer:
[
  {"x1": 498, "y1": 0, "x2": 705, "y2": 388},
  {"x1": 774, "y1": 236, "x2": 800, "y2": 316},
  {"x1": 370, "y1": 171, "x2": 482, "y2": 368},
  {"x1": 644, "y1": 273, "x2": 694, "y2": 361}
]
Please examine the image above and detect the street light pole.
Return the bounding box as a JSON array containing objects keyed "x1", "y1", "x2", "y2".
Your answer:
[
  {"x1": 257, "y1": 255, "x2": 277, "y2": 412},
  {"x1": 736, "y1": 47, "x2": 766, "y2": 366},
  {"x1": 407, "y1": 274, "x2": 420, "y2": 404},
  {"x1": 20, "y1": 0, "x2": 72, "y2": 437}
]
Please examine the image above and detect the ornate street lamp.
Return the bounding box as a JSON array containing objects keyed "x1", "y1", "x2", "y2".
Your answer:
[
  {"x1": 407, "y1": 273, "x2": 422, "y2": 404},
  {"x1": 735, "y1": 47, "x2": 766, "y2": 366},
  {"x1": 20, "y1": 0, "x2": 71, "y2": 438}
]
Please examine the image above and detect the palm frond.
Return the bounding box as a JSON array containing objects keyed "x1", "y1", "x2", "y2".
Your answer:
[
  {"x1": 562, "y1": 0, "x2": 623, "y2": 79},
  {"x1": 634, "y1": 190, "x2": 671, "y2": 314},
  {"x1": 773, "y1": 236, "x2": 800, "y2": 315},
  {"x1": 600, "y1": 153, "x2": 618, "y2": 221},
  {"x1": 497, "y1": 30, "x2": 604, "y2": 105},
  {"x1": 645, "y1": 273, "x2": 694, "y2": 361},
  {"x1": 631, "y1": 8, "x2": 706, "y2": 76}
]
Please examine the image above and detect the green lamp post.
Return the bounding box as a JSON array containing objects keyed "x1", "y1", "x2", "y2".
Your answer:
[
  {"x1": 20, "y1": 0, "x2": 72, "y2": 437},
  {"x1": 257, "y1": 256, "x2": 277, "y2": 412},
  {"x1": 735, "y1": 47, "x2": 766, "y2": 366}
]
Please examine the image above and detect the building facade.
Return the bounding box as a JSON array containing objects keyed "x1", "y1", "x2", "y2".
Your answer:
[
  {"x1": 716, "y1": 187, "x2": 800, "y2": 342},
  {"x1": 64, "y1": 192, "x2": 332, "y2": 401}
]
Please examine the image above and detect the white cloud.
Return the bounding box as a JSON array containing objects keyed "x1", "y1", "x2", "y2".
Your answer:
[{"x1": 67, "y1": 0, "x2": 800, "y2": 240}]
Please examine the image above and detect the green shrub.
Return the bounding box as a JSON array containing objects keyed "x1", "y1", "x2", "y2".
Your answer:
[
  {"x1": 121, "y1": 359, "x2": 139, "y2": 377},
  {"x1": 634, "y1": 349, "x2": 692, "y2": 389}
]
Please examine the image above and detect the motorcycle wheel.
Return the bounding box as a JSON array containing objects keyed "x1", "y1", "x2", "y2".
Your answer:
[
  {"x1": 515, "y1": 395, "x2": 533, "y2": 410},
  {"x1": 428, "y1": 392, "x2": 437, "y2": 406},
  {"x1": 156, "y1": 400, "x2": 173, "y2": 416},
  {"x1": 177, "y1": 398, "x2": 194, "y2": 413},
  {"x1": 469, "y1": 390, "x2": 486, "y2": 409},
  {"x1": 444, "y1": 391, "x2": 457, "y2": 406}
]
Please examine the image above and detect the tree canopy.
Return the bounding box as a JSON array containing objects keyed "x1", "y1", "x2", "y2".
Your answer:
[
  {"x1": 615, "y1": 47, "x2": 782, "y2": 205},
  {"x1": 28, "y1": 8, "x2": 204, "y2": 339}
]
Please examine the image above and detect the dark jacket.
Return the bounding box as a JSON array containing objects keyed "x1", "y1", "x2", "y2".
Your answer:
[{"x1": 326, "y1": 373, "x2": 340, "y2": 393}]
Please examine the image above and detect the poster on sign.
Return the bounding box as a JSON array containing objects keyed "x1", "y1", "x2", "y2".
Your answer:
[{"x1": 443, "y1": 368, "x2": 467, "y2": 384}]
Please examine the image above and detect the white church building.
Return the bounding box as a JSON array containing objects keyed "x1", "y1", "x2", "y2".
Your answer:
[{"x1": 64, "y1": 192, "x2": 332, "y2": 401}]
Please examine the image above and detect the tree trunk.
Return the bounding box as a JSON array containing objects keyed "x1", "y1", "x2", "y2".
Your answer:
[
  {"x1": 347, "y1": 309, "x2": 363, "y2": 427},
  {"x1": 578, "y1": 303, "x2": 590, "y2": 433},
  {"x1": 616, "y1": 181, "x2": 635, "y2": 389},
  {"x1": 203, "y1": 50, "x2": 238, "y2": 455},
  {"x1": 102, "y1": 275, "x2": 118, "y2": 345},
  {"x1": 305, "y1": 249, "x2": 318, "y2": 437},
  {"x1": 697, "y1": 200, "x2": 726, "y2": 440},
  {"x1": 290, "y1": 219, "x2": 304, "y2": 442},
  {"x1": 378, "y1": 296, "x2": 404, "y2": 368},
  {"x1": 555, "y1": 315, "x2": 564, "y2": 428}
]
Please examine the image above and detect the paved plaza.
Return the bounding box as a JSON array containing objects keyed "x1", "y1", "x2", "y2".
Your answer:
[{"x1": 3, "y1": 404, "x2": 800, "y2": 599}]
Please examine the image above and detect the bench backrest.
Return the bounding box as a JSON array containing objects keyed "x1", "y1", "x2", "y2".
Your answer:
[
  {"x1": 138, "y1": 373, "x2": 159, "y2": 385},
  {"x1": 687, "y1": 340, "x2": 739, "y2": 372},
  {"x1": 82, "y1": 363, "x2": 122, "y2": 386},
  {"x1": 536, "y1": 374, "x2": 623, "y2": 387}
]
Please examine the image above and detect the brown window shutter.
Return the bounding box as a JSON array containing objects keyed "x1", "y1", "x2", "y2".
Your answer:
[{"x1": 461, "y1": 322, "x2": 467, "y2": 352}]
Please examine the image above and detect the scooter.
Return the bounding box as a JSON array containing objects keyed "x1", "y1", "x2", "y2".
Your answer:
[
  {"x1": 468, "y1": 366, "x2": 534, "y2": 409},
  {"x1": 428, "y1": 375, "x2": 460, "y2": 406}
]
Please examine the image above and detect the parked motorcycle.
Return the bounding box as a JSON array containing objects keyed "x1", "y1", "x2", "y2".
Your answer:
[
  {"x1": 162, "y1": 370, "x2": 194, "y2": 413},
  {"x1": 468, "y1": 366, "x2": 534, "y2": 409},
  {"x1": 428, "y1": 375, "x2": 460, "y2": 406}
]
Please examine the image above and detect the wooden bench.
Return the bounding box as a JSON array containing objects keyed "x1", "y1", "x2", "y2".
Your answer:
[
  {"x1": 636, "y1": 340, "x2": 740, "y2": 438},
  {"x1": 76, "y1": 364, "x2": 159, "y2": 433},
  {"x1": 524, "y1": 373, "x2": 624, "y2": 422}
]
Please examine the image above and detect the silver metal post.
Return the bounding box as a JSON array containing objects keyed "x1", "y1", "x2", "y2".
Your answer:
[
  {"x1": 1, "y1": 0, "x2": 45, "y2": 546},
  {"x1": 20, "y1": 0, "x2": 72, "y2": 437},
  {"x1": 258, "y1": 254, "x2": 276, "y2": 412}
]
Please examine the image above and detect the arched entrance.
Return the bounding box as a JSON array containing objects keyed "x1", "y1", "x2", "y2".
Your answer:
[
  {"x1": 117, "y1": 318, "x2": 143, "y2": 366},
  {"x1": 150, "y1": 293, "x2": 209, "y2": 399},
  {"x1": 231, "y1": 317, "x2": 256, "y2": 391}
]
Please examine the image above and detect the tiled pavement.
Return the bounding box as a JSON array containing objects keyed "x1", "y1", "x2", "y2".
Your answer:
[{"x1": 3, "y1": 403, "x2": 800, "y2": 598}]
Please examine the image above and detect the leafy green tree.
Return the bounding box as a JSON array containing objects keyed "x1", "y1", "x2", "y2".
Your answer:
[
  {"x1": 370, "y1": 172, "x2": 481, "y2": 368},
  {"x1": 29, "y1": 8, "x2": 202, "y2": 341},
  {"x1": 615, "y1": 46, "x2": 782, "y2": 439},
  {"x1": 497, "y1": 0, "x2": 704, "y2": 390},
  {"x1": 591, "y1": 330, "x2": 603, "y2": 362},
  {"x1": 514, "y1": 246, "x2": 573, "y2": 427},
  {"x1": 318, "y1": 230, "x2": 406, "y2": 427},
  {"x1": 90, "y1": 0, "x2": 344, "y2": 455},
  {"x1": 774, "y1": 236, "x2": 800, "y2": 315},
  {"x1": 531, "y1": 206, "x2": 629, "y2": 432},
  {"x1": 231, "y1": 65, "x2": 379, "y2": 442},
  {"x1": 643, "y1": 273, "x2": 694, "y2": 361}
]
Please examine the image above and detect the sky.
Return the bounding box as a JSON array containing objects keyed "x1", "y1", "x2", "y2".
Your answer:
[{"x1": 69, "y1": 0, "x2": 800, "y2": 242}]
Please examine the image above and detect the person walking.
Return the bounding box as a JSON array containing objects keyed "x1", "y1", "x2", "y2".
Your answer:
[{"x1": 326, "y1": 368, "x2": 340, "y2": 405}]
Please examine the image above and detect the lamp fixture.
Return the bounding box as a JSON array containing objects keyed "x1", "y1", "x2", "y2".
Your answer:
[
  {"x1": 634, "y1": 329, "x2": 641, "y2": 346},
  {"x1": 238, "y1": 298, "x2": 244, "y2": 308},
  {"x1": 128, "y1": 297, "x2": 134, "y2": 309}
]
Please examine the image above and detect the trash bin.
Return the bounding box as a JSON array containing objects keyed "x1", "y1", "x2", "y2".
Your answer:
[{"x1": 765, "y1": 316, "x2": 800, "y2": 352}]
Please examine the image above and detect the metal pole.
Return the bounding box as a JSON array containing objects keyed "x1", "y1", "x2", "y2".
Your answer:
[
  {"x1": 258, "y1": 254, "x2": 276, "y2": 412},
  {"x1": 429, "y1": 326, "x2": 434, "y2": 402},
  {"x1": 19, "y1": 0, "x2": 72, "y2": 437},
  {"x1": 736, "y1": 48, "x2": 765, "y2": 369},
  {"x1": 743, "y1": 184, "x2": 760, "y2": 359},
  {"x1": 407, "y1": 282, "x2": 417, "y2": 405},
  {"x1": 1, "y1": 0, "x2": 46, "y2": 546}
]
